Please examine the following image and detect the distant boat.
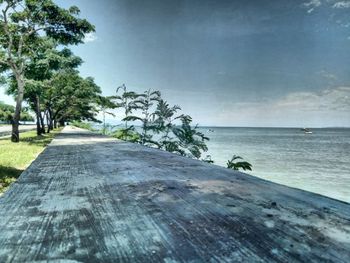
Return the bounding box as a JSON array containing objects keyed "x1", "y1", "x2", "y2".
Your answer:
[
  {"x1": 301, "y1": 128, "x2": 313, "y2": 134},
  {"x1": 207, "y1": 129, "x2": 214, "y2": 133}
]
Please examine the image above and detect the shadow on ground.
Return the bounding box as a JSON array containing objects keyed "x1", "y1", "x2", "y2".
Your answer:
[
  {"x1": 0, "y1": 166, "x2": 23, "y2": 193},
  {"x1": 0, "y1": 134, "x2": 54, "y2": 147}
]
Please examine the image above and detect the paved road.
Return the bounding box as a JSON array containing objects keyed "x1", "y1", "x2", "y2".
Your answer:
[
  {"x1": 0, "y1": 126, "x2": 349, "y2": 262},
  {"x1": 0, "y1": 125, "x2": 36, "y2": 137}
]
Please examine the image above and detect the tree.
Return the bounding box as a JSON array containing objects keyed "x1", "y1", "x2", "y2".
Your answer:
[
  {"x1": 0, "y1": 0, "x2": 94, "y2": 142},
  {"x1": 6, "y1": 41, "x2": 84, "y2": 134},
  {"x1": 173, "y1": 115, "x2": 209, "y2": 159},
  {"x1": 40, "y1": 47, "x2": 84, "y2": 132},
  {"x1": 226, "y1": 155, "x2": 252, "y2": 171},
  {"x1": 47, "y1": 71, "x2": 102, "y2": 126},
  {"x1": 93, "y1": 86, "x2": 253, "y2": 170},
  {"x1": 153, "y1": 99, "x2": 181, "y2": 146},
  {"x1": 151, "y1": 99, "x2": 185, "y2": 154},
  {"x1": 97, "y1": 95, "x2": 116, "y2": 135},
  {"x1": 113, "y1": 88, "x2": 210, "y2": 159},
  {"x1": 18, "y1": 106, "x2": 33, "y2": 123},
  {"x1": 112, "y1": 84, "x2": 140, "y2": 141},
  {"x1": 0, "y1": 101, "x2": 14, "y2": 123},
  {"x1": 132, "y1": 89, "x2": 161, "y2": 145},
  {"x1": 0, "y1": 101, "x2": 33, "y2": 123}
]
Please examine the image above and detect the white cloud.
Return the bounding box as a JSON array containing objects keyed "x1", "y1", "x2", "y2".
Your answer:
[
  {"x1": 303, "y1": 0, "x2": 322, "y2": 8},
  {"x1": 226, "y1": 87, "x2": 350, "y2": 112},
  {"x1": 214, "y1": 87, "x2": 350, "y2": 127},
  {"x1": 84, "y1": 32, "x2": 97, "y2": 43},
  {"x1": 302, "y1": 0, "x2": 350, "y2": 11},
  {"x1": 275, "y1": 87, "x2": 350, "y2": 111},
  {"x1": 317, "y1": 70, "x2": 337, "y2": 81},
  {"x1": 302, "y1": 0, "x2": 322, "y2": 13},
  {"x1": 333, "y1": 1, "x2": 350, "y2": 8}
]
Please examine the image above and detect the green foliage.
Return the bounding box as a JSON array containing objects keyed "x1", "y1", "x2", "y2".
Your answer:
[
  {"x1": 24, "y1": 41, "x2": 83, "y2": 83},
  {"x1": 152, "y1": 99, "x2": 182, "y2": 150},
  {"x1": 112, "y1": 86, "x2": 210, "y2": 159},
  {"x1": 71, "y1": 121, "x2": 96, "y2": 131},
  {"x1": 19, "y1": 108, "x2": 34, "y2": 123},
  {"x1": 97, "y1": 96, "x2": 117, "y2": 135},
  {"x1": 0, "y1": 0, "x2": 95, "y2": 55},
  {"x1": 172, "y1": 115, "x2": 209, "y2": 159},
  {"x1": 99, "y1": 123, "x2": 117, "y2": 136},
  {"x1": 0, "y1": 101, "x2": 34, "y2": 123},
  {"x1": 113, "y1": 128, "x2": 140, "y2": 143},
  {"x1": 5, "y1": 40, "x2": 104, "y2": 136},
  {"x1": 202, "y1": 155, "x2": 215, "y2": 164},
  {"x1": 0, "y1": 102, "x2": 14, "y2": 123},
  {"x1": 0, "y1": 0, "x2": 95, "y2": 141},
  {"x1": 133, "y1": 89, "x2": 161, "y2": 146},
  {"x1": 112, "y1": 84, "x2": 140, "y2": 140},
  {"x1": 112, "y1": 87, "x2": 254, "y2": 168},
  {"x1": 226, "y1": 155, "x2": 252, "y2": 171}
]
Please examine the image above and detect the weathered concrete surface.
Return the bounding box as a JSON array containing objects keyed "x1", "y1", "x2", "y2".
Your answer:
[
  {"x1": 0, "y1": 126, "x2": 349, "y2": 262},
  {"x1": 0, "y1": 124, "x2": 36, "y2": 137}
]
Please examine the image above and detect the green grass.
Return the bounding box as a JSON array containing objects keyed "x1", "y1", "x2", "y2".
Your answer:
[
  {"x1": 0, "y1": 128, "x2": 62, "y2": 194},
  {"x1": 71, "y1": 121, "x2": 97, "y2": 131}
]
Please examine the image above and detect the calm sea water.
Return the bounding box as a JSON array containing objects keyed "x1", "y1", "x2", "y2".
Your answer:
[{"x1": 200, "y1": 127, "x2": 350, "y2": 203}]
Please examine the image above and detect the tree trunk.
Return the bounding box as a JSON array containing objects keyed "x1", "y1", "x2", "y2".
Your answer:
[
  {"x1": 39, "y1": 111, "x2": 45, "y2": 134},
  {"x1": 35, "y1": 96, "x2": 42, "y2": 136},
  {"x1": 48, "y1": 108, "x2": 54, "y2": 131},
  {"x1": 46, "y1": 111, "x2": 50, "y2": 133},
  {"x1": 59, "y1": 119, "x2": 65, "y2": 127},
  {"x1": 11, "y1": 75, "x2": 25, "y2": 142},
  {"x1": 54, "y1": 119, "x2": 57, "y2": 129}
]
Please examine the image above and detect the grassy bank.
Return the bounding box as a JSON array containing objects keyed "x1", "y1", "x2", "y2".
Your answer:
[{"x1": 0, "y1": 128, "x2": 62, "y2": 194}]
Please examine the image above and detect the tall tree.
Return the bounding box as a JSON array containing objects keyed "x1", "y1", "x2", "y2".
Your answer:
[
  {"x1": 0, "y1": 101, "x2": 33, "y2": 123},
  {"x1": 0, "y1": 0, "x2": 94, "y2": 142},
  {"x1": 47, "y1": 71, "x2": 102, "y2": 126},
  {"x1": 6, "y1": 41, "x2": 83, "y2": 134},
  {"x1": 40, "y1": 47, "x2": 83, "y2": 132}
]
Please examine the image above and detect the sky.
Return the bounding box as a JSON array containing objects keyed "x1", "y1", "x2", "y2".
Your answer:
[{"x1": 1, "y1": 0, "x2": 350, "y2": 127}]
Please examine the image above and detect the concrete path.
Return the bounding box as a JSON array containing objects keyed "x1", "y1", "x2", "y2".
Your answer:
[
  {"x1": 0, "y1": 124, "x2": 36, "y2": 137},
  {"x1": 0, "y1": 126, "x2": 349, "y2": 262}
]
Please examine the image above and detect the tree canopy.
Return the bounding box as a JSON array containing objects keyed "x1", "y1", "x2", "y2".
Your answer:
[
  {"x1": 0, "y1": 101, "x2": 33, "y2": 123},
  {"x1": 5, "y1": 37, "x2": 103, "y2": 134},
  {"x1": 0, "y1": 0, "x2": 94, "y2": 141}
]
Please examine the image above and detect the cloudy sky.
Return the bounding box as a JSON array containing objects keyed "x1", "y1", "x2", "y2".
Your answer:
[{"x1": 1, "y1": 0, "x2": 350, "y2": 127}]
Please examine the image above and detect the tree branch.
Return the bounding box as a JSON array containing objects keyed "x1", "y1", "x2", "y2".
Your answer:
[{"x1": 2, "y1": 2, "x2": 19, "y2": 72}]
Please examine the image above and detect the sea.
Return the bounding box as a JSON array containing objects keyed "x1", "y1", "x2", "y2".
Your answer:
[{"x1": 200, "y1": 127, "x2": 350, "y2": 203}]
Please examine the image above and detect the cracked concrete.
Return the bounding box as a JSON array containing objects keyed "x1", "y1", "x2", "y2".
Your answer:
[{"x1": 0, "y1": 126, "x2": 349, "y2": 262}]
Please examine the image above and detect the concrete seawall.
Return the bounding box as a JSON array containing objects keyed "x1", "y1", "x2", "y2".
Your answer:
[{"x1": 0, "y1": 126, "x2": 349, "y2": 262}]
